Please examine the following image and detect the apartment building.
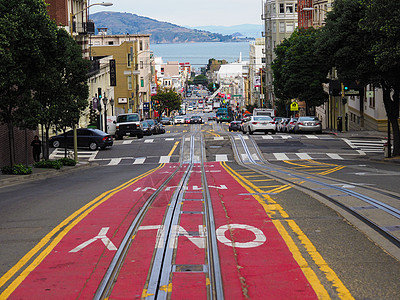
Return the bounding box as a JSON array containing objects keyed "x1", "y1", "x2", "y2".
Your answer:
[
  {"x1": 248, "y1": 38, "x2": 265, "y2": 107},
  {"x1": 263, "y1": 0, "x2": 298, "y2": 108},
  {"x1": 90, "y1": 34, "x2": 152, "y2": 117}
]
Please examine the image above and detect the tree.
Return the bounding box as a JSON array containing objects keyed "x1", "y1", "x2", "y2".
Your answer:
[
  {"x1": 152, "y1": 88, "x2": 182, "y2": 117},
  {"x1": 208, "y1": 82, "x2": 220, "y2": 93},
  {"x1": 193, "y1": 74, "x2": 208, "y2": 86},
  {"x1": 272, "y1": 28, "x2": 330, "y2": 114},
  {"x1": 318, "y1": 0, "x2": 400, "y2": 156},
  {"x1": 0, "y1": 0, "x2": 58, "y2": 166}
]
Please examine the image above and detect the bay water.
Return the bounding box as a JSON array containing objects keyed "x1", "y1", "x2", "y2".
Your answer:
[{"x1": 150, "y1": 42, "x2": 251, "y2": 70}]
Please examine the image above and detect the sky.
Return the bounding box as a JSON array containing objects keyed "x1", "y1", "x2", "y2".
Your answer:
[{"x1": 89, "y1": 0, "x2": 264, "y2": 27}]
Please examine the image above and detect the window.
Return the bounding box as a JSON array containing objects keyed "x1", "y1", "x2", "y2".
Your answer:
[
  {"x1": 140, "y1": 41, "x2": 143, "y2": 51},
  {"x1": 127, "y1": 53, "x2": 131, "y2": 67},
  {"x1": 295, "y1": 3, "x2": 298, "y2": 12},
  {"x1": 279, "y1": 4, "x2": 284, "y2": 13},
  {"x1": 262, "y1": 58, "x2": 266, "y2": 64},
  {"x1": 140, "y1": 61, "x2": 144, "y2": 69},
  {"x1": 279, "y1": 22, "x2": 285, "y2": 33},
  {"x1": 286, "y1": 4, "x2": 293, "y2": 14},
  {"x1": 141, "y1": 77, "x2": 144, "y2": 87},
  {"x1": 108, "y1": 41, "x2": 113, "y2": 45},
  {"x1": 286, "y1": 23, "x2": 294, "y2": 32},
  {"x1": 128, "y1": 76, "x2": 132, "y2": 90}
]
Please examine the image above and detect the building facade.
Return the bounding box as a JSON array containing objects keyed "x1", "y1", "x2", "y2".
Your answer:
[
  {"x1": 90, "y1": 34, "x2": 152, "y2": 117},
  {"x1": 248, "y1": 38, "x2": 265, "y2": 107},
  {"x1": 263, "y1": 0, "x2": 298, "y2": 108}
]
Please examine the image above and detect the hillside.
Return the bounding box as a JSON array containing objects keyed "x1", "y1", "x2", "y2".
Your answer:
[
  {"x1": 192, "y1": 24, "x2": 263, "y2": 38},
  {"x1": 91, "y1": 12, "x2": 239, "y2": 44}
]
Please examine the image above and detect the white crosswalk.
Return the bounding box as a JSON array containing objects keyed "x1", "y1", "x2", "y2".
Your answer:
[
  {"x1": 49, "y1": 149, "x2": 98, "y2": 160},
  {"x1": 343, "y1": 138, "x2": 385, "y2": 153}
]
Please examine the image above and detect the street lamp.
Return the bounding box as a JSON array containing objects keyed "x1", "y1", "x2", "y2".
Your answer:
[{"x1": 69, "y1": 2, "x2": 112, "y2": 161}]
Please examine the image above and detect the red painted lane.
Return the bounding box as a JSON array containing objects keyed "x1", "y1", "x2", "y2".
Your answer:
[
  {"x1": 109, "y1": 166, "x2": 188, "y2": 299},
  {"x1": 205, "y1": 162, "x2": 318, "y2": 300},
  {"x1": 9, "y1": 164, "x2": 181, "y2": 300}
]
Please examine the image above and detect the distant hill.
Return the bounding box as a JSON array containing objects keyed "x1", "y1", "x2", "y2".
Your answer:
[
  {"x1": 91, "y1": 12, "x2": 241, "y2": 44},
  {"x1": 191, "y1": 24, "x2": 263, "y2": 39}
]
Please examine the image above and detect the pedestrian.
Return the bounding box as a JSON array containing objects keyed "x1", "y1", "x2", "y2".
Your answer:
[{"x1": 31, "y1": 135, "x2": 42, "y2": 163}]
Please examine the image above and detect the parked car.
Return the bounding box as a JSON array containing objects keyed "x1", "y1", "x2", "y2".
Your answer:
[
  {"x1": 174, "y1": 116, "x2": 185, "y2": 124},
  {"x1": 190, "y1": 115, "x2": 203, "y2": 124},
  {"x1": 242, "y1": 116, "x2": 276, "y2": 135},
  {"x1": 294, "y1": 116, "x2": 322, "y2": 134},
  {"x1": 286, "y1": 117, "x2": 298, "y2": 133},
  {"x1": 187, "y1": 106, "x2": 194, "y2": 111},
  {"x1": 228, "y1": 121, "x2": 242, "y2": 132},
  {"x1": 208, "y1": 115, "x2": 216, "y2": 121},
  {"x1": 160, "y1": 117, "x2": 172, "y2": 125},
  {"x1": 141, "y1": 120, "x2": 154, "y2": 135},
  {"x1": 145, "y1": 119, "x2": 163, "y2": 134},
  {"x1": 49, "y1": 128, "x2": 113, "y2": 150}
]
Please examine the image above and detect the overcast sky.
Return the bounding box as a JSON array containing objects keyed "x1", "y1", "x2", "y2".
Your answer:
[{"x1": 89, "y1": 0, "x2": 264, "y2": 27}]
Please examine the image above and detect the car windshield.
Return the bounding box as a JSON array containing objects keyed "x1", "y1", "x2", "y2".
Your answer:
[
  {"x1": 117, "y1": 114, "x2": 139, "y2": 123},
  {"x1": 191, "y1": 116, "x2": 201, "y2": 119},
  {"x1": 299, "y1": 117, "x2": 319, "y2": 121},
  {"x1": 254, "y1": 116, "x2": 272, "y2": 121}
]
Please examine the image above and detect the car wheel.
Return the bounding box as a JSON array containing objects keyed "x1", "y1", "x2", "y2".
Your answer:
[
  {"x1": 249, "y1": 129, "x2": 253, "y2": 135},
  {"x1": 115, "y1": 134, "x2": 123, "y2": 140},
  {"x1": 101, "y1": 146, "x2": 107, "y2": 150},
  {"x1": 89, "y1": 142, "x2": 98, "y2": 151},
  {"x1": 137, "y1": 132, "x2": 144, "y2": 139},
  {"x1": 271, "y1": 130, "x2": 276, "y2": 135},
  {"x1": 52, "y1": 140, "x2": 60, "y2": 148}
]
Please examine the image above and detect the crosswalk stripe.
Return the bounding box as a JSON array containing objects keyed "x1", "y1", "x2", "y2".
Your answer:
[
  {"x1": 296, "y1": 153, "x2": 312, "y2": 160},
  {"x1": 214, "y1": 137, "x2": 224, "y2": 141},
  {"x1": 327, "y1": 153, "x2": 343, "y2": 160},
  {"x1": 123, "y1": 140, "x2": 132, "y2": 144},
  {"x1": 274, "y1": 153, "x2": 289, "y2": 161},
  {"x1": 165, "y1": 138, "x2": 175, "y2": 141},
  {"x1": 108, "y1": 158, "x2": 121, "y2": 166},
  {"x1": 144, "y1": 139, "x2": 154, "y2": 143},
  {"x1": 262, "y1": 135, "x2": 273, "y2": 140},
  {"x1": 133, "y1": 157, "x2": 146, "y2": 164},
  {"x1": 241, "y1": 153, "x2": 249, "y2": 161},
  {"x1": 159, "y1": 156, "x2": 170, "y2": 163},
  {"x1": 215, "y1": 154, "x2": 228, "y2": 162},
  {"x1": 305, "y1": 135, "x2": 319, "y2": 139}
]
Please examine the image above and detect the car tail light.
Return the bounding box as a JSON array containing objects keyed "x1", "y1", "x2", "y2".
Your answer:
[
  {"x1": 116, "y1": 125, "x2": 119, "y2": 129},
  {"x1": 102, "y1": 136, "x2": 109, "y2": 141},
  {"x1": 298, "y1": 122, "x2": 304, "y2": 125},
  {"x1": 252, "y1": 122, "x2": 258, "y2": 125},
  {"x1": 270, "y1": 121, "x2": 275, "y2": 124}
]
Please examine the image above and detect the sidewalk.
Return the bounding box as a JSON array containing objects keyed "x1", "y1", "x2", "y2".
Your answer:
[{"x1": 0, "y1": 162, "x2": 95, "y2": 189}]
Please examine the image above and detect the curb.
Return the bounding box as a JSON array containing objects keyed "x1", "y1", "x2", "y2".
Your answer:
[{"x1": 0, "y1": 162, "x2": 96, "y2": 189}]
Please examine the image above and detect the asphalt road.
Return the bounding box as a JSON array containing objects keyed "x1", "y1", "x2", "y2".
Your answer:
[{"x1": 1, "y1": 112, "x2": 400, "y2": 299}]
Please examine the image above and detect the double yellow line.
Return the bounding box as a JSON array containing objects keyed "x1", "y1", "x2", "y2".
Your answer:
[
  {"x1": 221, "y1": 161, "x2": 353, "y2": 300},
  {"x1": 0, "y1": 142, "x2": 180, "y2": 299}
]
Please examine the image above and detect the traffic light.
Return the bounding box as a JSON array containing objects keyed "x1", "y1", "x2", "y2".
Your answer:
[{"x1": 98, "y1": 88, "x2": 102, "y2": 99}]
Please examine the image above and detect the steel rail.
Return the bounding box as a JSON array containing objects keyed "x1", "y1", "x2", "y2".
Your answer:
[
  {"x1": 227, "y1": 131, "x2": 400, "y2": 247},
  {"x1": 93, "y1": 164, "x2": 182, "y2": 300}
]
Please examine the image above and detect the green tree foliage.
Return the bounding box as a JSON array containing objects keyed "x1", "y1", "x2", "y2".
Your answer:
[
  {"x1": 193, "y1": 74, "x2": 208, "y2": 86},
  {"x1": 318, "y1": 0, "x2": 400, "y2": 156},
  {"x1": 272, "y1": 28, "x2": 330, "y2": 114},
  {"x1": 207, "y1": 82, "x2": 220, "y2": 93},
  {"x1": 152, "y1": 88, "x2": 182, "y2": 117},
  {"x1": 0, "y1": 0, "x2": 57, "y2": 165}
]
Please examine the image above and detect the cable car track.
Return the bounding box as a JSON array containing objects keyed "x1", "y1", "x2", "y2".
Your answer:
[{"x1": 95, "y1": 126, "x2": 224, "y2": 299}]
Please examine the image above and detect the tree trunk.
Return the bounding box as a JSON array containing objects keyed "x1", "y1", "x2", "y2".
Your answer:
[
  {"x1": 381, "y1": 83, "x2": 400, "y2": 156},
  {"x1": 44, "y1": 125, "x2": 50, "y2": 160},
  {"x1": 7, "y1": 121, "x2": 15, "y2": 167}
]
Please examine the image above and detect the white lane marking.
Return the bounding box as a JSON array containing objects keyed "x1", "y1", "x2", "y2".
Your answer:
[
  {"x1": 159, "y1": 156, "x2": 170, "y2": 163},
  {"x1": 274, "y1": 153, "x2": 289, "y2": 161},
  {"x1": 215, "y1": 154, "x2": 228, "y2": 162},
  {"x1": 262, "y1": 135, "x2": 273, "y2": 140},
  {"x1": 123, "y1": 140, "x2": 133, "y2": 144},
  {"x1": 144, "y1": 139, "x2": 154, "y2": 143},
  {"x1": 305, "y1": 135, "x2": 318, "y2": 139},
  {"x1": 108, "y1": 158, "x2": 122, "y2": 166},
  {"x1": 296, "y1": 153, "x2": 312, "y2": 160},
  {"x1": 133, "y1": 157, "x2": 146, "y2": 164},
  {"x1": 241, "y1": 153, "x2": 249, "y2": 161},
  {"x1": 214, "y1": 137, "x2": 224, "y2": 141},
  {"x1": 252, "y1": 153, "x2": 259, "y2": 161},
  {"x1": 165, "y1": 138, "x2": 175, "y2": 141},
  {"x1": 69, "y1": 227, "x2": 117, "y2": 253},
  {"x1": 327, "y1": 153, "x2": 344, "y2": 160}
]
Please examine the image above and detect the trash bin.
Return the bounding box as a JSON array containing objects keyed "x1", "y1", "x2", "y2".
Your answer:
[{"x1": 337, "y1": 116, "x2": 343, "y2": 132}]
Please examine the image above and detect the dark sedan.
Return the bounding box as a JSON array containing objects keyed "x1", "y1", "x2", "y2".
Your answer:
[
  {"x1": 160, "y1": 117, "x2": 172, "y2": 125},
  {"x1": 190, "y1": 115, "x2": 203, "y2": 124},
  {"x1": 49, "y1": 128, "x2": 113, "y2": 150},
  {"x1": 228, "y1": 121, "x2": 242, "y2": 132}
]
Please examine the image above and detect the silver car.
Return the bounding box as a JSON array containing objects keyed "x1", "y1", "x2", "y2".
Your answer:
[
  {"x1": 294, "y1": 116, "x2": 322, "y2": 134},
  {"x1": 242, "y1": 116, "x2": 276, "y2": 135}
]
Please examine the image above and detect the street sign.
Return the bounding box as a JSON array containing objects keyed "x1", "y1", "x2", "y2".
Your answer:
[
  {"x1": 345, "y1": 89, "x2": 359, "y2": 96},
  {"x1": 290, "y1": 102, "x2": 299, "y2": 111}
]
